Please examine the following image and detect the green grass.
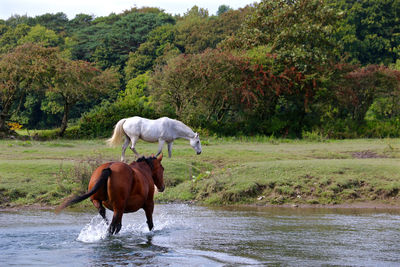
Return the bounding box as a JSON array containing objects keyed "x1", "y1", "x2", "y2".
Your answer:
[{"x1": 1, "y1": 137, "x2": 400, "y2": 208}]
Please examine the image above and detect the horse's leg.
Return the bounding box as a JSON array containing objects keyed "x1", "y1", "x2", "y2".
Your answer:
[
  {"x1": 109, "y1": 210, "x2": 123, "y2": 235},
  {"x1": 130, "y1": 136, "x2": 140, "y2": 157},
  {"x1": 167, "y1": 142, "x2": 173, "y2": 158},
  {"x1": 156, "y1": 139, "x2": 165, "y2": 156},
  {"x1": 92, "y1": 199, "x2": 108, "y2": 223},
  {"x1": 121, "y1": 136, "x2": 131, "y2": 162},
  {"x1": 144, "y1": 201, "x2": 154, "y2": 231},
  {"x1": 99, "y1": 205, "x2": 107, "y2": 222}
]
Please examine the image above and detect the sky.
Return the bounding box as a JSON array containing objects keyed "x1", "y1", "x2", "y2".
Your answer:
[{"x1": 0, "y1": 0, "x2": 258, "y2": 20}]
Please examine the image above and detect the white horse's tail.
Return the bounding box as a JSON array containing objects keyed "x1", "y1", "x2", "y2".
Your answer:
[{"x1": 106, "y1": 119, "x2": 126, "y2": 147}]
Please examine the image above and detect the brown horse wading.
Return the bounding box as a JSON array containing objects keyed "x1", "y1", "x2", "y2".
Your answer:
[{"x1": 57, "y1": 154, "x2": 165, "y2": 235}]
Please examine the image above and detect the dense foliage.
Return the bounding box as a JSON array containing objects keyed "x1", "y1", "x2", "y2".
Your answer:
[{"x1": 1, "y1": 0, "x2": 400, "y2": 138}]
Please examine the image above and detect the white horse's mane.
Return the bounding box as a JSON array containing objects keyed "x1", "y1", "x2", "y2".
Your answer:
[{"x1": 170, "y1": 118, "x2": 196, "y2": 139}]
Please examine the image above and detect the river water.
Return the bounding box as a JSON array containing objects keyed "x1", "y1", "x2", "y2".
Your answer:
[{"x1": 1, "y1": 204, "x2": 400, "y2": 266}]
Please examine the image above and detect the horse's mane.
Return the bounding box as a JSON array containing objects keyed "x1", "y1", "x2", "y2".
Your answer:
[
  {"x1": 136, "y1": 156, "x2": 156, "y2": 169},
  {"x1": 172, "y1": 119, "x2": 195, "y2": 137}
]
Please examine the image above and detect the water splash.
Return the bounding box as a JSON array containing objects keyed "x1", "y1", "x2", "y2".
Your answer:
[
  {"x1": 77, "y1": 215, "x2": 108, "y2": 243},
  {"x1": 119, "y1": 221, "x2": 149, "y2": 235},
  {"x1": 119, "y1": 212, "x2": 182, "y2": 236},
  {"x1": 76, "y1": 206, "x2": 182, "y2": 243}
]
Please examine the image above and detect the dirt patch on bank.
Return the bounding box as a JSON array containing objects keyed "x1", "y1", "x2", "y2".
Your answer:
[
  {"x1": 0, "y1": 203, "x2": 54, "y2": 212},
  {"x1": 260, "y1": 201, "x2": 400, "y2": 210},
  {"x1": 352, "y1": 150, "x2": 387, "y2": 159}
]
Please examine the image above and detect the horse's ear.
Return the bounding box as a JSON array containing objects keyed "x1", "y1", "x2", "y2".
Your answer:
[{"x1": 157, "y1": 153, "x2": 163, "y2": 161}]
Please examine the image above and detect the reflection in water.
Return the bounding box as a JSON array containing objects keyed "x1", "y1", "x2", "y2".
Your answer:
[
  {"x1": 1, "y1": 205, "x2": 400, "y2": 266},
  {"x1": 89, "y1": 233, "x2": 169, "y2": 266}
]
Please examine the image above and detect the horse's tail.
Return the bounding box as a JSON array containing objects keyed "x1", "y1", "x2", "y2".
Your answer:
[
  {"x1": 106, "y1": 118, "x2": 127, "y2": 147},
  {"x1": 55, "y1": 168, "x2": 111, "y2": 213}
]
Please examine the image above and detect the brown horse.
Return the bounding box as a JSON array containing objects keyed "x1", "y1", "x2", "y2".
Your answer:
[{"x1": 56, "y1": 154, "x2": 165, "y2": 235}]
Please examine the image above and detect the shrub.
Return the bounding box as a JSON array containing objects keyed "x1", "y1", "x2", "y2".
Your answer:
[
  {"x1": 78, "y1": 97, "x2": 156, "y2": 138},
  {"x1": 78, "y1": 73, "x2": 157, "y2": 138}
]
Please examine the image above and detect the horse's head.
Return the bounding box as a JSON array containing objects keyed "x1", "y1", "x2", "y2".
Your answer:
[
  {"x1": 190, "y1": 133, "x2": 202, "y2": 155},
  {"x1": 134, "y1": 154, "x2": 165, "y2": 192},
  {"x1": 151, "y1": 154, "x2": 165, "y2": 192}
]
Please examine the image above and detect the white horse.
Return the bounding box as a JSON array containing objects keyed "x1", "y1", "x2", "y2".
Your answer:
[{"x1": 107, "y1": 116, "x2": 202, "y2": 161}]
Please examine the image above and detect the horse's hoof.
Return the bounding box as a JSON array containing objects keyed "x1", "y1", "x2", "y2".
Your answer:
[{"x1": 108, "y1": 223, "x2": 121, "y2": 235}]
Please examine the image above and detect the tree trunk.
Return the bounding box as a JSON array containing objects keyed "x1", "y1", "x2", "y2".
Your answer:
[
  {"x1": 0, "y1": 114, "x2": 8, "y2": 133},
  {"x1": 58, "y1": 102, "x2": 70, "y2": 137},
  {"x1": 0, "y1": 103, "x2": 12, "y2": 135}
]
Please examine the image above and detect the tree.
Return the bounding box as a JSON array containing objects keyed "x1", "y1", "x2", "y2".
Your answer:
[
  {"x1": 70, "y1": 9, "x2": 175, "y2": 69},
  {"x1": 224, "y1": 0, "x2": 341, "y2": 71},
  {"x1": 18, "y1": 24, "x2": 61, "y2": 47},
  {"x1": 221, "y1": 0, "x2": 343, "y2": 135},
  {"x1": 124, "y1": 6, "x2": 250, "y2": 79},
  {"x1": 150, "y1": 49, "x2": 262, "y2": 129},
  {"x1": 5, "y1": 15, "x2": 33, "y2": 27},
  {"x1": 0, "y1": 24, "x2": 8, "y2": 37},
  {"x1": 124, "y1": 24, "x2": 178, "y2": 80},
  {"x1": 217, "y1": 5, "x2": 232, "y2": 16},
  {"x1": 0, "y1": 43, "x2": 58, "y2": 133},
  {"x1": 0, "y1": 24, "x2": 30, "y2": 53},
  {"x1": 49, "y1": 60, "x2": 120, "y2": 136},
  {"x1": 67, "y1": 14, "x2": 94, "y2": 33},
  {"x1": 331, "y1": 0, "x2": 400, "y2": 65},
  {"x1": 31, "y1": 12, "x2": 68, "y2": 34},
  {"x1": 78, "y1": 72, "x2": 155, "y2": 138},
  {"x1": 174, "y1": 6, "x2": 249, "y2": 54},
  {"x1": 336, "y1": 65, "x2": 400, "y2": 122},
  {"x1": 149, "y1": 48, "x2": 314, "y2": 135}
]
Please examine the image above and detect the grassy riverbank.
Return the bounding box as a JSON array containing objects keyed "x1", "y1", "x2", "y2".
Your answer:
[{"x1": 1, "y1": 137, "x2": 400, "y2": 209}]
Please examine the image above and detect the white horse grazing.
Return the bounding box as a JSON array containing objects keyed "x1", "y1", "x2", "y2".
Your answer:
[{"x1": 107, "y1": 116, "x2": 202, "y2": 161}]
